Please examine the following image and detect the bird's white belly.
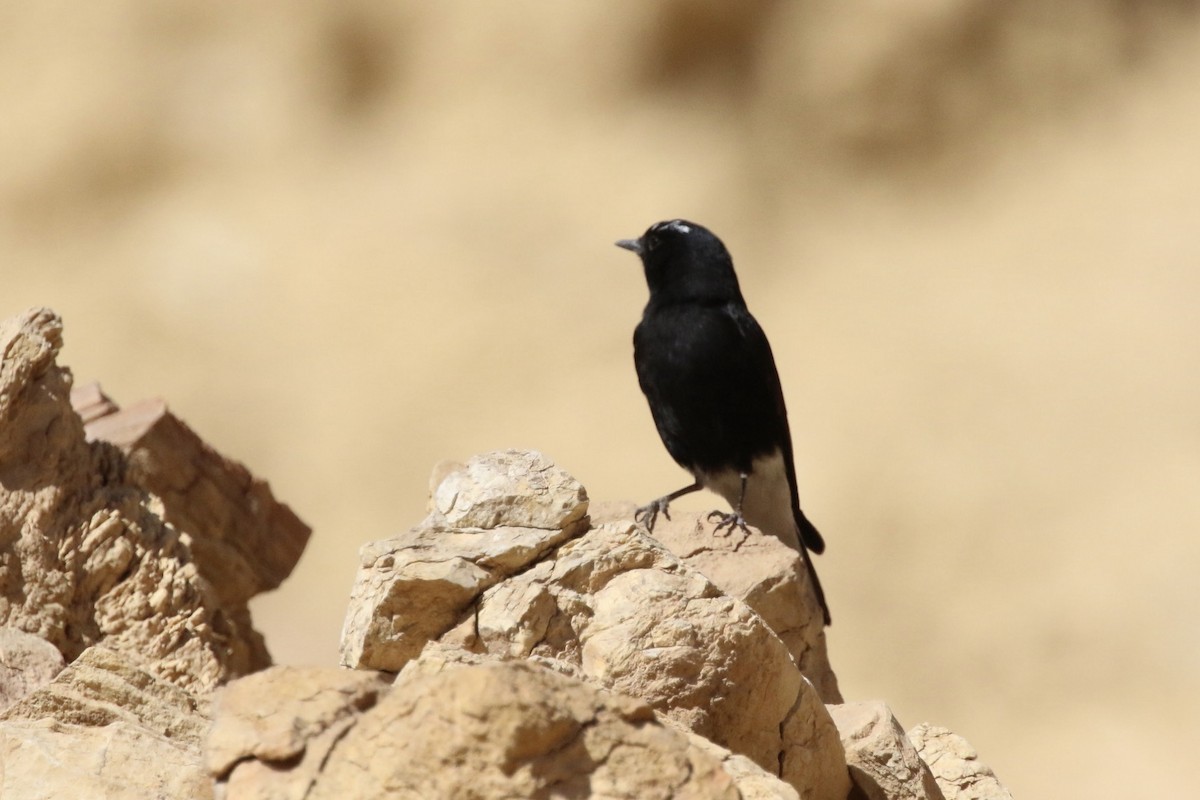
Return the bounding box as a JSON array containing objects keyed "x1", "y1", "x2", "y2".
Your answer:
[{"x1": 697, "y1": 450, "x2": 800, "y2": 551}]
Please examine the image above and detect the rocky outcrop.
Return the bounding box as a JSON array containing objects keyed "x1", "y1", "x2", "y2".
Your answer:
[
  {"x1": 0, "y1": 308, "x2": 308, "y2": 691},
  {"x1": 592, "y1": 500, "x2": 841, "y2": 704},
  {"x1": 0, "y1": 645, "x2": 212, "y2": 799},
  {"x1": 340, "y1": 451, "x2": 848, "y2": 799},
  {"x1": 210, "y1": 657, "x2": 795, "y2": 800},
  {"x1": 0, "y1": 307, "x2": 1012, "y2": 799},
  {"x1": 830, "y1": 701, "x2": 944, "y2": 800},
  {"x1": 73, "y1": 382, "x2": 310, "y2": 613},
  {"x1": 909, "y1": 724, "x2": 1014, "y2": 800},
  {"x1": 206, "y1": 665, "x2": 391, "y2": 799}
]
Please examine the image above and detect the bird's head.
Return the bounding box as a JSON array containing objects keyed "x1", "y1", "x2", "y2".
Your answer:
[{"x1": 616, "y1": 220, "x2": 744, "y2": 305}]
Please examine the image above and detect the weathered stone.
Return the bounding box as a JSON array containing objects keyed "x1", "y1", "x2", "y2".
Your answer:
[
  {"x1": 909, "y1": 723, "x2": 1013, "y2": 800},
  {"x1": 0, "y1": 645, "x2": 208, "y2": 747},
  {"x1": 569, "y1": 525, "x2": 800, "y2": 770},
  {"x1": 208, "y1": 666, "x2": 391, "y2": 800},
  {"x1": 428, "y1": 449, "x2": 589, "y2": 530},
  {"x1": 341, "y1": 454, "x2": 850, "y2": 800},
  {"x1": 0, "y1": 627, "x2": 65, "y2": 713},
  {"x1": 594, "y1": 500, "x2": 840, "y2": 702},
  {"x1": 340, "y1": 450, "x2": 588, "y2": 672},
  {"x1": 0, "y1": 719, "x2": 211, "y2": 800},
  {"x1": 0, "y1": 308, "x2": 294, "y2": 691},
  {"x1": 312, "y1": 659, "x2": 741, "y2": 800},
  {"x1": 830, "y1": 700, "x2": 944, "y2": 800},
  {"x1": 781, "y1": 675, "x2": 852, "y2": 799},
  {"x1": 687, "y1": 732, "x2": 803, "y2": 800},
  {"x1": 0, "y1": 645, "x2": 209, "y2": 799},
  {"x1": 210, "y1": 654, "x2": 822, "y2": 799},
  {"x1": 79, "y1": 388, "x2": 311, "y2": 609}
]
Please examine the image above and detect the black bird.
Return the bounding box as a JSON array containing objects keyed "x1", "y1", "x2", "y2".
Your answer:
[{"x1": 617, "y1": 219, "x2": 831, "y2": 625}]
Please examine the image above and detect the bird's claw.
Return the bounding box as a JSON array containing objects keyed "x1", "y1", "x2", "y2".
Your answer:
[
  {"x1": 635, "y1": 498, "x2": 672, "y2": 532},
  {"x1": 706, "y1": 509, "x2": 750, "y2": 537}
]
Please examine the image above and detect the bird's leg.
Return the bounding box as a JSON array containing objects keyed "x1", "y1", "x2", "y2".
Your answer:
[
  {"x1": 707, "y1": 473, "x2": 751, "y2": 537},
  {"x1": 635, "y1": 481, "x2": 702, "y2": 532}
]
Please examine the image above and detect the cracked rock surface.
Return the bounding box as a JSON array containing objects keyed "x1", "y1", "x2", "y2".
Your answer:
[
  {"x1": 0, "y1": 308, "x2": 305, "y2": 692},
  {"x1": 0, "y1": 308, "x2": 1013, "y2": 799},
  {"x1": 0, "y1": 645, "x2": 213, "y2": 799},
  {"x1": 334, "y1": 448, "x2": 850, "y2": 800},
  {"x1": 212, "y1": 655, "x2": 814, "y2": 799},
  {"x1": 909, "y1": 723, "x2": 1014, "y2": 800}
]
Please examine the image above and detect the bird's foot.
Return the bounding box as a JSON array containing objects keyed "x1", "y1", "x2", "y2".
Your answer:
[
  {"x1": 635, "y1": 497, "x2": 673, "y2": 532},
  {"x1": 706, "y1": 509, "x2": 751, "y2": 550},
  {"x1": 706, "y1": 509, "x2": 750, "y2": 537}
]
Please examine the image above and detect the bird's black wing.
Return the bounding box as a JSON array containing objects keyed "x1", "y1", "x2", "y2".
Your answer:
[
  {"x1": 635, "y1": 301, "x2": 825, "y2": 554},
  {"x1": 728, "y1": 305, "x2": 826, "y2": 554},
  {"x1": 634, "y1": 301, "x2": 788, "y2": 475}
]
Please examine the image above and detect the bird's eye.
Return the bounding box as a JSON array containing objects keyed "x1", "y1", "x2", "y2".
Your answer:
[{"x1": 645, "y1": 234, "x2": 660, "y2": 252}]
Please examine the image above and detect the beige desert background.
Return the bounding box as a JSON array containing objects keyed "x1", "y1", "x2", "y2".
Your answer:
[{"x1": 3, "y1": 2, "x2": 1198, "y2": 797}]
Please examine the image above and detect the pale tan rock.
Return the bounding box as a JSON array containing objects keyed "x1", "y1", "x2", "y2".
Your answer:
[
  {"x1": 573, "y1": 528, "x2": 799, "y2": 769},
  {"x1": 310, "y1": 659, "x2": 741, "y2": 800},
  {"x1": 0, "y1": 627, "x2": 64, "y2": 712},
  {"x1": 428, "y1": 448, "x2": 589, "y2": 531},
  {"x1": 687, "y1": 732, "x2": 803, "y2": 800},
  {"x1": 208, "y1": 666, "x2": 391, "y2": 800},
  {"x1": 0, "y1": 719, "x2": 211, "y2": 800},
  {"x1": 456, "y1": 520, "x2": 848, "y2": 800},
  {"x1": 830, "y1": 700, "x2": 945, "y2": 800},
  {"x1": 79, "y1": 388, "x2": 311, "y2": 609},
  {"x1": 781, "y1": 675, "x2": 853, "y2": 799},
  {"x1": 0, "y1": 645, "x2": 209, "y2": 799},
  {"x1": 909, "y1": 723, "x2": 1013, "y2": 800},
  {"x1": 211, "y1": 655, "x2": 814, "y2": 799},
  {"x1": 0, "y1": 308, "x2": 299, "y2": 691},
  {"x1": 0, "y1": 645, "x2": 208, "y2": 748},
  {"x1": 594, "y1": 501, "x2": 840, "y2": 702},
  {"x1": 590, "y1": 530, "x2": 798, "y2": 763},
  {"x1": 340, "y1": 449, "x2": 588, "y2": 671},
  {"x1": 342, "y1": 455, "x2": 849, "y2": 800}
]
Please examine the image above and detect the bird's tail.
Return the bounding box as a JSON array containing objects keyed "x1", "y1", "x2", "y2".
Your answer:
[
  {"x1": 798, "y1": 544, "x2": 831, "y2": 626},
  {"x1": 794, "y1": 509, "x2": 830, "y2": 625},
  {"x1": 796, "y1": 508, "x2": 825, "y2": 554}
]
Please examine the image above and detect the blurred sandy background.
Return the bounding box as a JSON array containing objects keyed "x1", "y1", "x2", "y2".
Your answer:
[{"x1": 3, "y1": 2, "x2": 1198, "y2": 796}]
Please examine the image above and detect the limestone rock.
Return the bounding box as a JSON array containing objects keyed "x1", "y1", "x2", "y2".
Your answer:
[
  {"x1": 0, "y1": 307, "x2": 306, "y2": 691},
  {"x1": 207, "y1": 666, "x2": 391, "y2": 800},
  {"x1": 687, "y1": 732, "x2": 803, "y2": 800},
  {"x1": 0, "y1": 645, "x2": 209, "y2": 799},
  {"x1": 781, "y1": 673, "x2": 853, "y2": 798},
  {"x1": 210, "y1": 656, "x2": 820, "y2": 799},
  {"x1": 320, "y1": 659, "x2": 743, "y2": 799},
  {"x1": 0, "y1": 719, "x2": 211, "y2": 800},
  {"x1": 0, "y1": 645, "x2": 208, "y2": 747},
  {"x1": 0, "y1": 627, "x2": 65, "y2": 712},
  {"x1": 78, "y1": 387, "x2": 311, "y2": 610},
  {"x1": 471, "y1": 520, "x2": 835, "y2": 787},
  {"x1": 0, "y1": 307, "x2": 1014, "y2": 800},
  {"x1": 545, "y1": 522, "x2": 803, "y2": 772},
  {"x1": 909, "y1": 723, "x2": 1013, "y2": 800},
  {"x1": 829, "y1": 700, "x2": 945, "y2": 800},
  {"x1": 428, "y1": 449, "x2": 589, "y2": 530},
  {"x1": 342, "y1": 453, "x2": 850, "y2": 800},
  {"x1": 317, "y1": 660, "x2": 670, "y2": 798},
  {"x1": 593, "y1": 500, "x2": 840, "y2": 702},
  {"x1": 340, "y1": 449, "x2": 589, "y2": 672}
]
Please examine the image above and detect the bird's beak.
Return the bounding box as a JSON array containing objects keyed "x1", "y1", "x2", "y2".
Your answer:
[{"x1": 615, "y1": 238, "x2": 643, "y2": 255}]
